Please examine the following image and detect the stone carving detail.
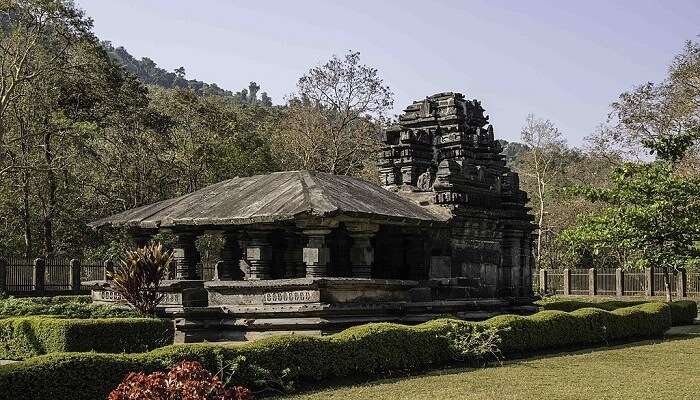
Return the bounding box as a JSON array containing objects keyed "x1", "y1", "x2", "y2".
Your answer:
[
  {"x1": 378, "y1": 92, "x2": 528, "y2": 208},
  {"x1": 378, "y1": 92, "x2": 535, "y2": 297},
  {"x1": 416, "y1": 165, "x2": 437, "y2": 191}
]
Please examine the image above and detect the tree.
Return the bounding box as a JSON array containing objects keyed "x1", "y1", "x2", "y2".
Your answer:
[
  {"x1": 0, "y1": 0, "x2": 92, "y2": 151},
  {"x1": 588, "y1": 40, "x2": 700, "y2": 162},
  {"x1": 561, "y1": 128, "x2": 700, "y2": 301},
  {"x1": 272, "y1": 51, "x2": 393, "y2": 176},
  {"x1": 518, "y1": 115, "x2": 568, "y2": 267}
]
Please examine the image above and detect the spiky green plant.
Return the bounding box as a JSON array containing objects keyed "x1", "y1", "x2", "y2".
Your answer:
[{"x1": 107, "y1": 243, "x2": 173, "y2": 316}]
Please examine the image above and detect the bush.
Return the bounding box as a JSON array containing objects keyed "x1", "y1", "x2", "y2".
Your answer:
[
  {"x1": 0, "y1": 296, "x2": 136, "y2": 319},
  {"x1": 536, "y1": 297, "x2": 697, "y2": 326},
  {"x1": 669, "y1": 300, "x2": 698, "y2": 325},
  {"x1": 13, "y1": 295, "x2": 93, "y2": 305},
  {"x1": 0, "y1": 303, "x2": 672, "y2": 400},
  {"x1": 108, "y1": 360, "x2": 254, "y2": 400},
  {"x1": 0, "y1": 316, "x2": 174, "y2": 360},
  {"x1": 486, "y1": 303, "x2": 671, "y2": 354}
]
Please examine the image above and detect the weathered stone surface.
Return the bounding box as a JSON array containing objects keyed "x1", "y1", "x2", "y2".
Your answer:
[
  {"x1": 89, "y1": 171, "x2": 443, "y2": 229},
  {"x1": 89, "y1": 90, "x2": 536, "y2": 344}
]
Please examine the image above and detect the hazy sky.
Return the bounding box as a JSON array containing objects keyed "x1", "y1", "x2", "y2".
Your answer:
[{"x1": 78, "y1": 0, "x2": 699, "y2": 145}]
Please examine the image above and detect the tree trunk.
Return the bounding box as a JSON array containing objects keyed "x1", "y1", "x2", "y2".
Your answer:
[
  {"x1": 22, "y1": 172, "x2": 32, "y2": 259},
  {"x1": 42, "y1": 131, "x2": 56, "y2": 256},
  {"x1": 663, "y1": 266, "x2": 672, "y2": 302}
]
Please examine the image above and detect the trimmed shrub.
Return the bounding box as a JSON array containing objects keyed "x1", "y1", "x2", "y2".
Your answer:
[
  {"x1": 537, "y1": 298, "x2": 697, "y2": 326},
  {"x1": 486, "y1": 303, "x2": 670, "y2": 354},
  {"x1": 669, "y1": 300, "x2": 698, "y2": 325},
  {"x1": 0, "y1": 303, "x2": 672, "y2": 400},
  {"x1": 0, "y1": 296, "x2": 136, "y2": 319},
  {"x1": 17, "y1": 295, "x2": 93, "y2": 305},
  {"x1": 0, "y1": 317, "x2": 174, "y2": 360}
]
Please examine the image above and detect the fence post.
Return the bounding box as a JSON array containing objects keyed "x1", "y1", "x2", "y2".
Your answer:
[
  {"x1": 33, "y1": 257, "x2": 45, "y2": 294},
  {"x1": 104, "y1": 260, "x2": 114, "y2": 281},
  {"x1": 539, "y1": 269, "x2": 548, "y2": 294},
  {"x1": 678, "y1": 268, "x2": 687, "y2": 298},
  {"x1": 69, "y1": 259, "x2": 81, "y2": 292},
  {"x1": 616, "y1": 268, "x2": 624, "y2": 297},
  {"x1": 645, "y1": 267, "x2": 654, "y2": 297},
  {"x1": 563, "y1": 268, "x2": 571, "y2": 296},
  {"x1": 589, "y1": 268, "x2": 597, "y2": 296},
  {"x1": 0, "y1": 258, "x2": 6, "y2": 294}
]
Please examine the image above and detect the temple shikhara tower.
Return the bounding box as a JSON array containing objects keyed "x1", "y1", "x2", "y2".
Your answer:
[
  {"x1": 89, "y1": 91, "x2": 536, "y2": 342},
  {"x1": 378, "y1": 92, "x2": 535, "y2": 298}
]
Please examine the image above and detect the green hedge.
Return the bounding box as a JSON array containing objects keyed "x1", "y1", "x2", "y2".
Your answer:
[
  {"x1": 14, "y1": 295, "x2": 93, "y2": 305},
  {"x1": 0, "y1": 296, "x2": 136, "y2": 319},
  {"x1": 0, "y1": 317, "x2": 174, "y2": 360},
  {"x1": 0, "y1": 303, "x2": 671, "y2": 400},
  {"x1": 669, "y1": 300, "x2": 698, "y2": 325},
  {"x1": 537, "y1": 298, "x2": 697, "y2": 326}
]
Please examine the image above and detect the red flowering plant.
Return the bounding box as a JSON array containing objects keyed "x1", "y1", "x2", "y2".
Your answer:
[{"x1": 108, "y1": 360, "x2": 254, "y2": 400}]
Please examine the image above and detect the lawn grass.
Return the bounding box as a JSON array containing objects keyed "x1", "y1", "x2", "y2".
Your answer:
[{"x1": 281, "y1": 335, "x2": 700, "y2": 400}]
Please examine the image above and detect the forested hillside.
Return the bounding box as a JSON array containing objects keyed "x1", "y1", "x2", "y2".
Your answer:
[{"x1": 102, "y1": 42, "x2": 272, "y2": 105}]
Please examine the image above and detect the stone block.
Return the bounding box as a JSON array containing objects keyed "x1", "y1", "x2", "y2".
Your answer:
[
  {"x1": 429, "y1": 256, "x2": 451, "y2": 278},
  {"x1": 408, "y1": 287, "x2": 432, "y2": 302},
  {"x1": 246, "y1": 246, "x2": 272, "y2": 261},
  {"x1": 303, "y1": 247, "x2": 330, "y2": 264}
]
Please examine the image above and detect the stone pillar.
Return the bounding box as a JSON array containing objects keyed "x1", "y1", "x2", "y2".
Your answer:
[
  {"x1": 589, "y1": 268, "x2": 597, "y2": 296},
  {"x1": 563, "y1": 268, "x2": 571, "y2": 296},
  {"x1": 302, "y1": 229, "x2": 331, "y2": 278},
  {"x1": 173, "y1": 232, "x2": 201, "y2": 280},
  {"x1": 282, "y1": 231, "x2": 304, "y2": 278},
  {"x1": 33, "y1": 257, "x2": 45, "y2": 294},
  {"x1": 216, "y1": 232, "x2": 243, "y2": 280},
  {"x1": 539, "y1": 269, "x2": 548, "y2": 294},
  {"x1": 246, "y1": 230, "x2": 273, "y2": 280},
  {"x1": 645, "y1": 267, "x2": 654, "y2": 297},
  {"x1": 347, "y1": 223, "x2": 379, "y2": 279},
  {"x1": 404, "y1": 232, "x2": 427, "y2": 281},
  {"x1": 69, "y1": 259, "x2": 81, "y2": 292},
  {"x1": 510, "y1": 238, "x2": 523, "y2": 296},
  {"x1": 616, "y1": 268, "x2": 624, "y2": 297}
]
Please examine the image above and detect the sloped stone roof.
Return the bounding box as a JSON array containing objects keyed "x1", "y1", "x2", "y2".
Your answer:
[{"x1": 89, "y1": 171, "x2": 444, "y2": 230}]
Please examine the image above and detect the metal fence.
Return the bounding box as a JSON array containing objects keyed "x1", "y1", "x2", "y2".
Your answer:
[
  {"x1": 538, "y1": 267, "x2": 699, "y2": 298},
  {"x1": 0, "y1": 257, "x2": 111, "y2": 295},
  {"x1": 1, "y1": 257, "x2": 224, "y2": 296}
]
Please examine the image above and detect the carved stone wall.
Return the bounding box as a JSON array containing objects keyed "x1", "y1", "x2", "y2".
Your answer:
[{"x1": 379, "y1": 92, "x2": 535, "y2": 297}]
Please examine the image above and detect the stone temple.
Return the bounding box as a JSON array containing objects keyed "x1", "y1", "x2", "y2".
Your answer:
[{"x1": 89, "y1": 92, "x2": 535, "y2": 342}]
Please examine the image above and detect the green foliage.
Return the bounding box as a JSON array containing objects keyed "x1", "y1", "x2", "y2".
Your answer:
[
  {"x1": 444, "y1": 321, "x2": 503, "y2": 363},
  {"x1": 0, "y1": 316, "x2": 174, "y2": 359},
  {"x1": 11, "y1": 295, "x2": 92, "y2": 304},
  {"x1": 0, "y1": 296, "x2": 136, "y2": 319},
  {"x1": 535, "y1": 298, "x2": 696, "y2": 326},
  {"x1": 108, "y1": 243, "x2": 172, "y2": 316},
  {"x1": 484, "y1": 303, "x2": 670, "y2": 354},
  {"x1": 560, "y1": 160, "x2": 700, "y2": 271},
  {"x1": 669, "y1": 300, "x2": 697, "y2": 325},
  {"x1": 0, "y1": 304, "x2": 672, "y2": 400},
  {"x1": 103, "y1": 41, "x2": 272, "y2": 105},
  {"x1": 0, "y1": 1, "x2": 280, "y2": 259}
]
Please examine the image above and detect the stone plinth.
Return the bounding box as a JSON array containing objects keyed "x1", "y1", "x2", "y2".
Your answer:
[
  {"x1": 88, "y1": 280, "x2": 208, "y2": 308},
  {"x1": 205, "y1": 277, "x2": 417, "y2": 306}
]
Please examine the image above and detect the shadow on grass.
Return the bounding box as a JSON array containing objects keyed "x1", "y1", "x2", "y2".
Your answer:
[{"x1": 272, "y1": 334, "x2": 699, "y2": 399}]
